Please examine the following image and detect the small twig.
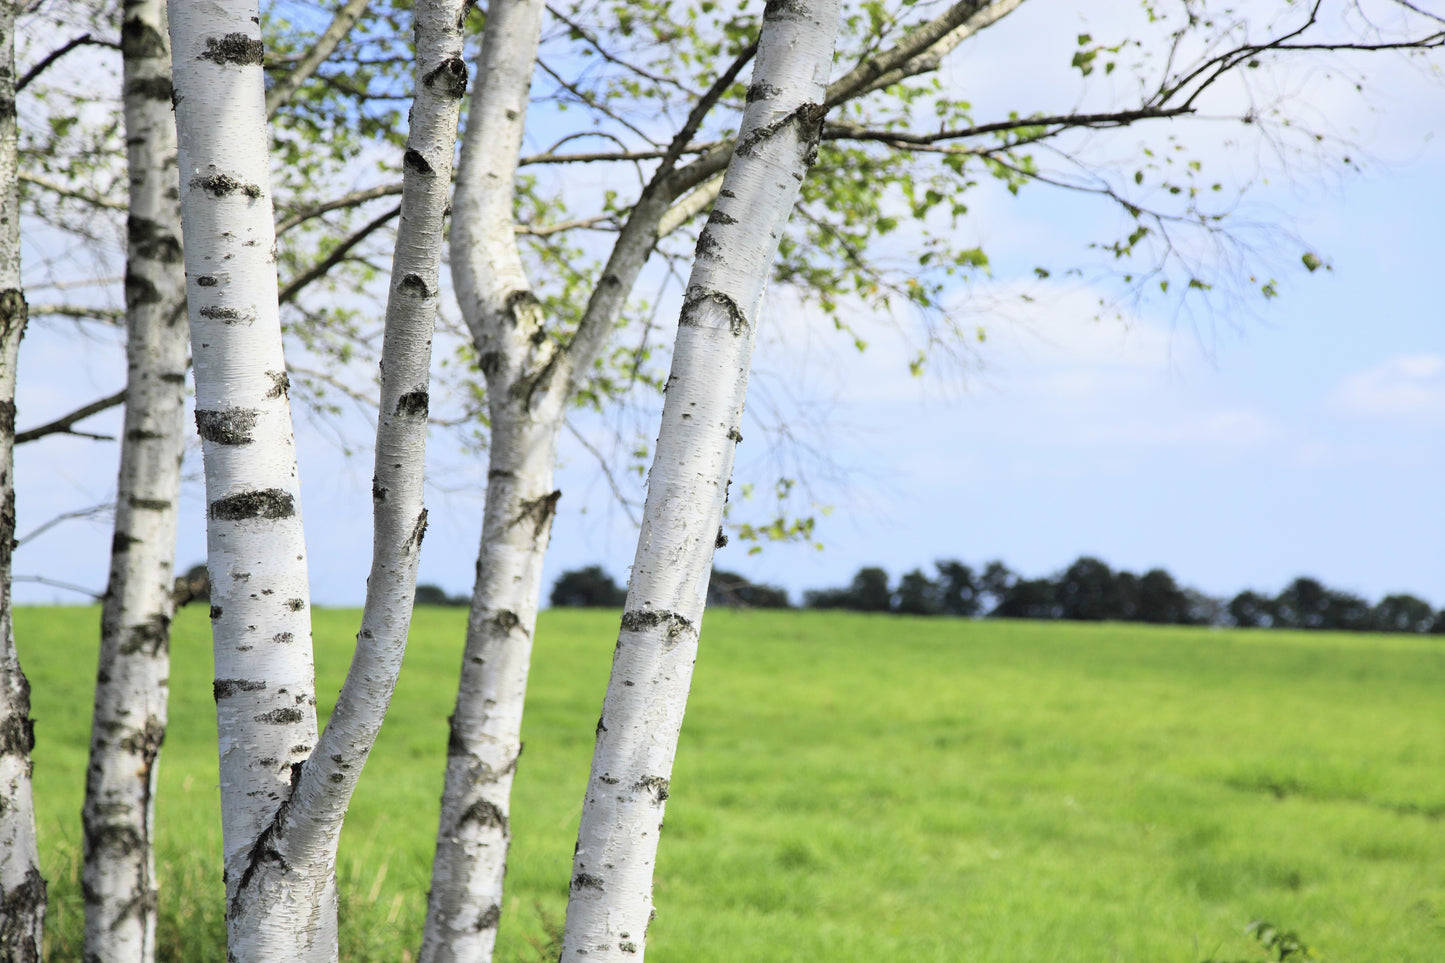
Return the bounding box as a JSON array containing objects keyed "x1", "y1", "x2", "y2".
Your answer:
[
  {"x1": 17, "y1": 502, "x2": 113, "y2": 546},
  {"x1": 13, "y1": 575, "x2": 104, "y2": 600}
]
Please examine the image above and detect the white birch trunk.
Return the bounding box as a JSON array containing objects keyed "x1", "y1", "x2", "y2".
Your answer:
[
  {"x1": 166, "y1": 2, "x2": 325, "y2": 956},
  {"x1": 82, "y1": 2, "x2": 187, "y2": 959},
  {"x1": 223, "y1": 2, "x2": 467, "y2": 955},
  {"x1": 421, "y1": 5, "x2": 563, "y2": 960},
  {"x1": 560, "y1": 2, "x2": 840, "y2": 957},
  {"x1": 0, "y1": 0, "x2": 45, "y2": 957}
]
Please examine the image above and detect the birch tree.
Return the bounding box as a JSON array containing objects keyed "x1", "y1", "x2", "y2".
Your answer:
[
  {"x1": 167, "y1": 0, "x2": 466, "y2": 958},
  {"x1": 560, "y1": 1, "x2": 840, "y2": 956},
  {"x1": 0, "y1": 0, "x2": 44, "y2": 954},
  {"x1": 417, "y1": 1, "x2": 1445, "y2": 956},
  {"x1": 79, "y1": 2, "x2": 188, "y2": 959}
]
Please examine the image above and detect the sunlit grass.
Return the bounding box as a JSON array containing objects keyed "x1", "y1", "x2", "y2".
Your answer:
[{"x1": 21, "y1": 606, "x2": 1445, "y2": 961}]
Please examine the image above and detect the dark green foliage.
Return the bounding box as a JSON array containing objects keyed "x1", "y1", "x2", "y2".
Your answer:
[
  {"x1": 707, "y1": 570, "x2": 790, "y2": 609},
  {"x1": 549, "y1": 566, "x2": 628, "y2": 608},
  {"x1": 172, "y1": 564, "x2": 210, "y2": 607},
  {"x1": 414, "y1": 584, "x2": 468, "y2": 607}
]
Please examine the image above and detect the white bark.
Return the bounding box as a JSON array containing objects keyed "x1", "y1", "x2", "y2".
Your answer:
[
  {"x1": 0, "y1": 0, "x2": 45, "y2": 957},
  {"x1": 560, "y1": 1, "x2": 840, "y2": 958},
  {"x1": 422, "y1": 4, "x2": 561, "y2": 960},
  {"x1": 82, "y1": 2, "x2": 187, "y2": 959},
  {"x1": 166, "y1": 3, "x2": 324, "y2": 957},
  {"x1": 226, "y1": 2, "x2": 467, "y2": 956}
]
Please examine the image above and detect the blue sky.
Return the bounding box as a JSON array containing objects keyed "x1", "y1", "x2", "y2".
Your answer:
[{"x1": 14, "y1": 1, "x2": 1445, "y2": 609}]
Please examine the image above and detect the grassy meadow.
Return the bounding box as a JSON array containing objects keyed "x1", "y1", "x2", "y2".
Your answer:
[{"x1": 18, "y1": 605, "x2": 1445, "y2": 961}]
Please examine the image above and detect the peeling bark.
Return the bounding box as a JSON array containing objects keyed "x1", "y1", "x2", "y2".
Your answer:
[
  {"x1": 560, "y1": 1, "x2": 840, "y2": 957},
  {"x1": 0, "y1": 0, "x2": 45, "y2": 957},
  {"x1": 82, "y1": 3, "x2": 189, "y2": 959}
]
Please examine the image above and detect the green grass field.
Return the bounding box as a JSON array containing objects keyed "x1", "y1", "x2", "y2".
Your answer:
[{"x1": 18, "y1": 606, "x2": 1445, "y2": 961}]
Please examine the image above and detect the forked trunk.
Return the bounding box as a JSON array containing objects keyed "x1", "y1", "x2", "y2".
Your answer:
[
  {"x1": 560, "y1": 2, "x2": 840, "y2": 957},
  {"x1": 82, "y1": 2, "x2": 188, "y2": 958},
  {"x1": 0, "y1": 0, "x2": 46, "y2": 957}
]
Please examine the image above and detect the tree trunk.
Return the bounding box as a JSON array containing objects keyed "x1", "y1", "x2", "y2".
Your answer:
[
  {"x1": 420, "y1": 4, "x2": 563, "y2": 959},
  {"x1": 0, "y1": 0, "x2": 46, "y2": 957},
  {"x1": 165, "y1": 2, "x2": 327, "y2": 956},
  {"x1": 82, "y1": 2, "x2": 188, "y2": 959},
  {"x1": 223, "y1": 0, "x2": 467, "y2": 955},
  {"x1": 560, "y1": 2, "x2": 839, "y2": 958}
]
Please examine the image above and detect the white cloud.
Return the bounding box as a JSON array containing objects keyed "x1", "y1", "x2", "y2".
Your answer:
[{"x1": 1332, "y1": 354, "x2": 1445, "y2": 419}]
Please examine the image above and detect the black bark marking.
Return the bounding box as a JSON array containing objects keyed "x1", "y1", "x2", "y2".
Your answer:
[
  {"x1": 129, "y1": 216, "x2": 183, "y2": 263},
  {"x1": 728, "y1": 427, "x2": 743, "y2": 443},
  {"x1": 253, "y1": 707, "x2": 304, "y2": 725},
  {"x1": 118, "y1": 715, "x2": 167, "y2": 774},
  {"x1": 407, "y1": 509, "x2": 428, "y2": 550},
  {"x1": 160, "y1": 371, "x2": 187, "y2": 384},
  {"x1": 513, "y1": 490, "x2": 561, "y2": 540},
  {"x1": 265, "y1": 370, "x2": 290, "y2": 399},
  {"x1": 195, "y1": 407, "x2": 257, "y2": 445},
  {"x1": 715, "y1": 527, "x2": 728, "y2": 549},
  {"x1": 707, "y1": 209, "x2": 738, "y2": 226},
  {"x1": 120, "y1": 16, "x2": 168, "y2": 59},
  {"x1": 474, "y1": 903, "x2": 501, "y2": 932},
  {"x1": 111, "y1": 531, "x2": 140, "y2": 554},
  {"x1": 423, "y1": 57, "x2": 469, "y2": 98},
  {"x1": 681, "y1": 286, "x2": 748, "y2": 335},
  {"x1": 403, "y1": 149, "x2": 434, "y2": 175},
  {"x1": 477, "y1": 351, "x2": 502, "y2": 377},
  {"x1": 596, "y1": 715, "x2": 607, "y2": 736},
  {"x1": 273, "y1": 632, "x2": 294, "y2": 644},
  {"x1": 209, "y1": 605, "x2": 222, "y2": 620},
  {"x1": 635, "y1": 775, "x2": 670, "y2": 804},
  {"x1": 763, "y1": 0, "x2": 810, "y2": 19},
  {"x1": 0, "y1": 710, "x2": 36, "y2": 757},
  {"x1": 328, "y1": 772, "x2": 344, "y2": 783},
  {"x1": 459, "y1": 799, "x2": 508, "y2": 831},
  {"x1": 124, "y1": 74, "x2": 173, "y2": 102},
  {"x1": 735, "y1": 101, "x2": 828, "y2": 161},
  {"x1": 396, "y1": 273, "x2": 430, "y2": 297},
  {"x1": 125, "y1": 429, "x2": 162, "y2": 441},
  {"x1": 746, "y1": 81, "x2": 782, "y2": 103},
  {"x1": 198, "y1": 304, "x2": 253, "y2": 325},
  {"x1": 0, "y1": 866, "x2": 45, "y2": 961},
  {"x1": 372, "y1": 479, "x2": 387, "y2": 501},
  {"x1": 213, "y1": 678, "x2": 266, "y2": 701},
  {"x1": 446, "y1": 715, "x2": 466, "y2": 756},
  {"x1": 571, "y1": 873, "x2": 604, "y2": 892},
  {"x1": 208, "y1": 489, "x2": 295, "y2": 521},
  {"x1": 125, "y1": 269, "x2": 161, "y2": 305},
  {"x1": 285, "y1": 598, "x2": 305, "y2": 611},
  {"x1": 191, "y1": 172, "x2": 262, "y2": 199},
  {"x1": 504, "y1": 289, "x2": 542, "y2": 324},
  {"x1": 620, "y1": 609, "x2": 696, "y2": 650},
  {"x1": 694, "y1": 226, "x2": 723, "y2": 261},
  {"x1": 719, "y1": 189, "x2": 736, "y2": 198},
  {"x1": 620, "y1": 941, "x2": 638, "y2": 954},
  {"x1": 128, "y1": 496, "x2": 171, "y2": 511},
  {"x1": 198, "y1": 33, "x2": 264, "y2": 67},
  {"x1": 395, "y1": 389, "x2": 429, "y2": 417},
  {"x1": 195, "y1": 275, "x2": 218, "y2": 287},
  {"x1": 119, "y1": 614, "x2": 171, "y2": 656}
]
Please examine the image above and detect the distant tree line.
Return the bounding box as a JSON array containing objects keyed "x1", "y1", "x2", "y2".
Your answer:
[{"x1": 540, "y1": 557, "x2": 1443, "y2": 634}]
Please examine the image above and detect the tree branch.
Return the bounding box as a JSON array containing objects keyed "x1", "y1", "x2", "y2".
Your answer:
[
  {"x1": 277, "y1": 204, "x2": 400, "y2": 306},
  {"x1": 19, "y1": 170, "x2": 125, "y2": 211},
  {"x1": 17, "y1": 33, "x2": 117, "y2": 93},
  {"x1": 28, "y1": 303, "x2": 124, "y2": 325},
  {"x1": 265, "y1": 0, "x2": 372, "y2": 119},
  {"x1": 275, "y1": 182, "x2": 404, "y2": 235},
  {"x1": 12, "y1": 575, "x2": 104, "y2": 600},
  {"x1": 15, "y1": 389, "x2": 125, "y2": 444}
]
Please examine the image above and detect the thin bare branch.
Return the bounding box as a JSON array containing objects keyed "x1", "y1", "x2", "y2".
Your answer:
[
  {"x1": 276, "y1": 182, "x2": 404, "y2": 235},
  {"x1": 17, "y1": 501, "x2": 113, "y2": 546},
  {"x1": 544, "y1": 3, "x2": 700, "y2": 98},
  {"x1": 13, "y1": 575, "x2": 104, "y2": 599},
  {"x1": 19, "y1": 170, "x2": 125, "y2": 211},
  {"x1": 17, "y1": 33, "x2": 117, "y2": 92},
  {"x1": 15, "y1": 389, "x2": 125, "y2": 444},
  {"x1": 265, "y1": 0, "x2": 373, "y2": 119},
  {"x1": 277, "y1": 204, "x2": 400, "y2": 306},
  {"x1": 29, "y1": 303, "x2": 124, "y2": 324}
]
